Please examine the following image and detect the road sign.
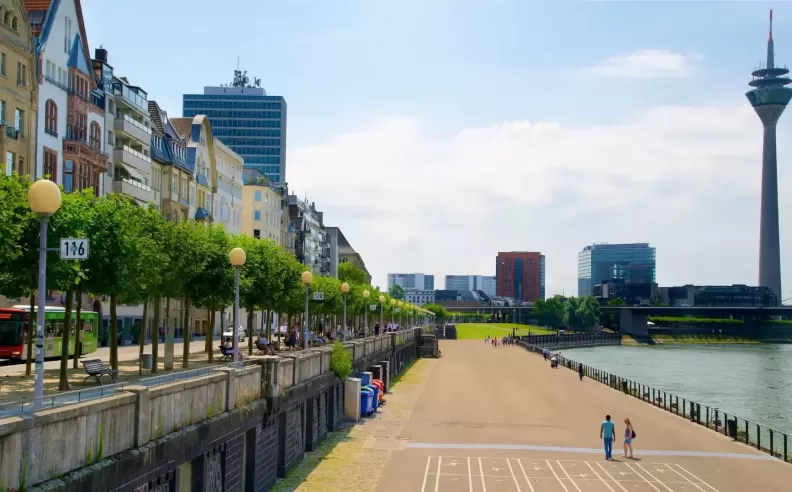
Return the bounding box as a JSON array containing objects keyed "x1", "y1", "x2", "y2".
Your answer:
[
  {"x1": 312, "y1": 291, "x2": 325, "y2": 301},
  {"x1": 60, "y1": 238, "x2": 89, "y2": 260},
  {"x1": 370, "y1": 304, "x2": 378, "y2": 311}
]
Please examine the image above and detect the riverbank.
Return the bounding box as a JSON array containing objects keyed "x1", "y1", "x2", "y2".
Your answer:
[
  {"x1": 622, "y1": 334, "x2": 790, "y2": 345},
  {"x1": 455, "y1": 323, "x2": 554, "y2": 339}
]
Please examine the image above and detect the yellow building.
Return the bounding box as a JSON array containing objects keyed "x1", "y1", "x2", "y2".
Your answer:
[
  {"x1": 171, "y1": 115, "x2": 216, "y2": 223},
  {"x1": 0, "y1": 0, "x2": 36, "y2": 177},
  {"x1": 149, "y1": 101, "x2": 192, "y2": 222},
  {"x1": 242, "y1": 168, "x2": 286, "y2": 246}
]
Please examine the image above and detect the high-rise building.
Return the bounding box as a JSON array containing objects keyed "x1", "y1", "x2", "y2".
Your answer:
[
  {"x1": 183, "y1": 70, "x2": 287, "y2": 184},
  {"x1": 387, "y1": 273, "x2": 434, "y2": 291},
  {"x1": 746, "y1": 10, "x2": 789, "y2": 299},
  {"x1": 496, "y1": 252, "x2": 545, "y2": 302},
  {"x1": 445, "y1": 275, "x2": 497, "y2": 296},
  {"x1": 577, "y1": 243, "x2": 656, "y2": 297}
]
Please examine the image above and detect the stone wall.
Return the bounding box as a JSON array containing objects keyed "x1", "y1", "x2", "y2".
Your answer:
[{"x1": 1, "y1": 328, "x2": 422, "y2": 492}]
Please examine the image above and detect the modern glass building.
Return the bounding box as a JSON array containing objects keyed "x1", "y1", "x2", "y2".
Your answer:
[
  {"x1": 183, "y1": 71, "x2": 287, "y2": 184},
  {"x1": 578, "y1": 243, "x2": 656, "y2": 297},
  {"x1": 387, "y1": 273, "x2": 434, "y2": 291},
  {"x1": 445, "y1": 275, "x2": 497, "y2": 296}
]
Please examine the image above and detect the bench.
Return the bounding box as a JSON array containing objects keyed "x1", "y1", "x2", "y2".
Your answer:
[
  {"x1": 219, "y1": 345, "x2": 244, "y2": 362},
  {"x1": 81, "y1": 359, "x2": 119, "y2": 386}
]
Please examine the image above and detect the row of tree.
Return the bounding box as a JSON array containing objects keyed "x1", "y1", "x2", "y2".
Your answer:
[
  {"x1": 532, "y1": 296, "x2": 601, "y2": 330},
  {"x1": 0, "y1": 174, "x2": 433, "y2": 390}
]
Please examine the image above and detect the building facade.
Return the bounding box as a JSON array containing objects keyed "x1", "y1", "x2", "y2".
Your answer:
[
  {"x1": 213, "y1": 138, "x2": 242, "y2": 234},
  {"x1": 387, "y1": 273, "x2": 434, "y2": 291},
  {"x1": 659, "y1": 284, "x2": 778, "y2": 308},
  {"x1": 149, "y1": 101, "x2": 192, "y2": 222},
  {"x1": 496, "y1": 252, "x2": 545, "y2": 303},
  {"x1": 243, "y1": 168, "x2": 286, "y2": 245},
  {"x1": 404, "y1": 290, "x2": 434, "y2": 306},
  {"x1": 170, "y1": 116, "x2": 216, "y2": 223},
  {"x1": 288, "y1": 195, "x2": 328, "y2": 275},
  {"x1": 183, "y1": 70, "x2": 287, "y2": 184},
  {"x1": 0, "y1": 0, "x2": 36, "y2": 177},
  {"x1": 327, "y1": 226, "x2": 371, "y2": 283},
  {"x1": 445, "y1": 275, "x2": 496, "y2": 296},
  {"x1": 577, "y1": 243, "x2": 656, "y2": 297}
]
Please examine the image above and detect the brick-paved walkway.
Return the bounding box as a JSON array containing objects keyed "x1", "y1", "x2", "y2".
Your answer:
[{"x1": 271, "y1": 358, "x2": 438, "y2": 491}]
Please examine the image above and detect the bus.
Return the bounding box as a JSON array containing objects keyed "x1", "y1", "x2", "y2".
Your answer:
[{"x1": 0, "y1": 306, "x2": 99, "y2": 360}]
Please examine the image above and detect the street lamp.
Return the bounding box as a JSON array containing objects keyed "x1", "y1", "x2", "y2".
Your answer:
[
  {"x1": 363, "y1": 289, "x2": 370, "y2": 337},
  {"x1": 379, "y1": 295, "x2": 385, "y2": 328},
  {"x1": 390, "y1": 299, "x2": 396, "y2": 325},
  {"x1": 229, "y1": 247, "x2": 246, "y2": 363},
  {"x1": 341, "y1": 282, "x2": 350, "y2": 339},
  {"x1": 28, "y1": 179, "x2": 61, "y2": 407},
  {"x1": 301, "y1": 271, "x2": 313, "y2": 350},
  {"x1": 398, "y1": 300, "x2": 404, "y2": 326}
]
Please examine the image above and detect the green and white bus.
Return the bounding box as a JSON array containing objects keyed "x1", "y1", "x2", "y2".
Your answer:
[{"x1": 0, "y1": 306, "x2": 99, "y2": 360}]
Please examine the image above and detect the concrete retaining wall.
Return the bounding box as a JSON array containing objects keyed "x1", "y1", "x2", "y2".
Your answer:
[{"x1": 1, "y1": 328, "x2": 423, "y2": 491}]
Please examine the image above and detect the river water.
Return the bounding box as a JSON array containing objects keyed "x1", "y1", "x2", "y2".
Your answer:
[{"x1": 563, "y1": 344, "x2": 792, "y2": 434}]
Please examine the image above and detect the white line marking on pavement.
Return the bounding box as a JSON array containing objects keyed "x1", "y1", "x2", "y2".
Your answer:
[
  {"x1": 435, "y1": 456, "x2": 442, "y2": 492},
  {"x1": 659, "y1": 464, "x2": 708, "y2": 492},
  {"x1": 634, "y1": 463, "x2": 674, "y2": 492},
  {"x1": 506, "y1": 458, "x2": 523, "y2": 492},
  {"x1": 478, "y1": 457, "x2": 487, "y2": 492},
  {"x1": 584, "y1": 462, "x2": 616, "y2": 492},
  {"x1": 516, "y1": 458, "x2": 537, "y2": 492},
  {"x1": 554, "y1": 461, "x2": 582, "y2": 492},
  {"x1": 421, "y1": 456, "x2": 431, "y2": 492},
  {"x1": 545, "y1": 459, "x2": 570, "y2": 492},
  {"x1": 624, "y1": 463, "x2": 662, "y2": 492},
  {"x1": 468, "y1": 457, "x2": 473, "y2": 492},
  {"x1": 671, "y1": 464, "x2": 720, "y2": 492},
  {"x1": 594, "y1": 462, "x2": 629, "y2": 492}
]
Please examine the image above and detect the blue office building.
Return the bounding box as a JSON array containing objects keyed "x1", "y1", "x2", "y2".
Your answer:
[
  {"x1": 183, "y1": 70, "x2": 287, "y2": 184},
  {"x1": 578, "y1": 243, "x2": 656, "y2": 297}
]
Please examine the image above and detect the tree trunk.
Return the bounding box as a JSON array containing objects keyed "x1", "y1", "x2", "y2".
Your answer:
[
  {"x1": 72, "y1": 289, "x2": 83, "y2": 369},
  {"x1": 260, "y1": 309, "x2": 265, "y2": 336},
  {"x1": 110, "y1": 295, "x2": 119, "y2": 371},
  {"x1": 25, "y1": 292, "x2": 34, "y2": 376},
  {"x1": 164, "y1": 297, "x2": 173, "y2": 370},
  {"x1": 265, "y1": 310, "x2": 271, "y2": 340},
  {"x1": 182, "y1": 295, "x2": 190, "y2": 368},
  {"x1": 247, "y1": 306, "x2": 254, "y2": 355},
  {"x1": 58, "y1": 289, "x2": 73, "y2": 390},
  {"x1": 152, "y1": 296, "x2": 161, "y2": 373},
  {"x1": 138, "y1": 300, "x2": 148, "y2": 375},
  {"x1": 206, "y1": 308, "x2": 215, "y2": 362}
]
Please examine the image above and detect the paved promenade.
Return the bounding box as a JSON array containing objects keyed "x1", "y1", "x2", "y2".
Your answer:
[{"x1": 374, "y1": 340, "x2": 792, "y2": 491}]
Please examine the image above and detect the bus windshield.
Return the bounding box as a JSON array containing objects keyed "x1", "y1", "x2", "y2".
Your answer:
[{"x1": 0, "y1": 311, "x2": 25, "y2": 346}]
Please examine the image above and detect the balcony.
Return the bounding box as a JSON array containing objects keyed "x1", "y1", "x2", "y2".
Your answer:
[
  {"x1": 112, "y1": 83, "x2": 148, "y2": 115},
  {"x1": 113, "y1": 145, "x2": 151, "y2": 175},
  {"x1": 113, "y1": 178, "x2": 152, "y2": 203},
  {"x1": 114, "y1": 114, "x2": 151, "y2": 144},
  {"x1": 4, "y1": 126, "x2": 19, "y2": 140}
]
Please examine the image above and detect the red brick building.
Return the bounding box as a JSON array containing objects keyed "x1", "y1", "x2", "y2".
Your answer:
[{"x1": 496, "y1": 252, "x2": 546, "y2": 303}]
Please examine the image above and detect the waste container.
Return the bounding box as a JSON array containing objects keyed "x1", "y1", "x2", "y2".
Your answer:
[
  {"x1": 360, "y1": 387, "x2": 375, "y2": 416},
  {"x1": 360, "y1": 371, "x2": 373, "y2": 386},
  {"x1": 726, "y1": 419, "x2": 738, "y2": 438},
  {"x1": 141, "y1": 353, "x2": 153, "y2": 370},
  {"x1": 371, "y1": 380, "x2": 384, "y2": 403},
  {"x1": 366, "y1": 384, "x2": 380, "y2": 409}
]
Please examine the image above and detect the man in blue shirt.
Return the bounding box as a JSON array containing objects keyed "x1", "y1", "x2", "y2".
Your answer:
[{"x1": 600, "y1": 415, "x2": 616, "y2": 460}]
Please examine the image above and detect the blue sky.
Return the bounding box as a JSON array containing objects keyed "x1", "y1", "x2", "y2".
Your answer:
[{"x1": 82, "y1": 1, "x2": 792, "y2": 298}]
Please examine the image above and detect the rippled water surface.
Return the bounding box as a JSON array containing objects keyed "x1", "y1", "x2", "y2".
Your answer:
[{"x1": 564, "y1": 344, "x2": 792, "y2": 433}]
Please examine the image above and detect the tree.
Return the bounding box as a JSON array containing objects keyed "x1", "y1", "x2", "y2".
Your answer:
[
  {"x1": 424, "y1": 303, "x2": 450, "y2": 320},
  {"x1": 534, "y1": 297, "x2": 565, "y2": 328},
  {"x1": 338, "y1": 262, "x2": 368, "y2": 285},
  {"x1": 389, "y1": 284, "x2": 406, "y2": 300},
  {"x1": 605, "y1": 297, "x2": 626, "y2": 329}
]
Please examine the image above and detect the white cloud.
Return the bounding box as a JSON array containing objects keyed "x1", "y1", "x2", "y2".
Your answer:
[
  {"x1": 288, "y1": 105, "x2": 792, "y2": 299},
  {"x1": 589, "y1": 50, "x2": 702, "y2": 78}
]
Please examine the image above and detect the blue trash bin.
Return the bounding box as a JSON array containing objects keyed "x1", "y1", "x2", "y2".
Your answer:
[
  {"x1": 360, "y1": 387, "x2": 375, "y2": 416},
  {"x1": 360, "y1": 371, "x2": 373, "y2": 386},
  {"x1": 368, "y1": 384, "x2": 380, "y2": 409}
]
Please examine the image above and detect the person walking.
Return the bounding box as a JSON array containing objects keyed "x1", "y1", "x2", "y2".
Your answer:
[
  {"x1": 623, "y1": 418, "x2": 635, "y2": 459},
  {"x1": 578, "y1": 363, "x2": 584, "y2": 381},
  {"x1": 600, "y1": 415, "x2": 616, "y2": 460}
]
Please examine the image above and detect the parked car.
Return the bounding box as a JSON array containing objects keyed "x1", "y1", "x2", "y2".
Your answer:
[{"x1": 222, "y1": 326, "x2": 246, "y2": 342}]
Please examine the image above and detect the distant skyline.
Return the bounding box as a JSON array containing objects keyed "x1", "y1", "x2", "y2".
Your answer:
[{"x1": 82, "y1": 1, "x2": 792, "y2": 299}]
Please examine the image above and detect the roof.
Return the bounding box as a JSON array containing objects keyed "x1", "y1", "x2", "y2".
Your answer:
[{"x1": 147, "y1": 101, "x2": 192, "y2": 174}]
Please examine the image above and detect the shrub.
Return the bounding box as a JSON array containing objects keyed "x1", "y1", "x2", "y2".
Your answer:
[{"x1": 330, "y1": 340, "x2": 353, "y2": 380}]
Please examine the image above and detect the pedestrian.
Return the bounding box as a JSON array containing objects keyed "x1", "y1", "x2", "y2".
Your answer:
[
  {"x1": 623, "y1": 418, "x2": 635, "y2": 459},
  {"x1": 543, "y1": 348, "x2": 548, "y2": 361},
  {"x1": 578, "y1": 363, "x2": 584, "y2": 381},
  {"x1": 600, "y1": 415, "x2": 616, "y2": 460}
]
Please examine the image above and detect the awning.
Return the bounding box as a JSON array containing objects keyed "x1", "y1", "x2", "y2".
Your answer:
[{"x1": 119, "y1": 162, "x2": 144, "y2": 182}]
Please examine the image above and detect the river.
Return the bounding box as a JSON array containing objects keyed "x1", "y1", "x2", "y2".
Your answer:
[{"x1": 563, "y1": 343, "x2": 792, "y2": 434}]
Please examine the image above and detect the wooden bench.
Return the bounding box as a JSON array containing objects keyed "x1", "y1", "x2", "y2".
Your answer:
[{"x1": 81, "y1": 359, "x2": 119, "y2": 386}]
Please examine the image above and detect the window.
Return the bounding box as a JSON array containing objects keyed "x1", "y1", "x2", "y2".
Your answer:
[
  {"x1": 17, "y1": 156, "x2": 24, "y2": 175},
  {"x1": 45, "y1": 100, "x2": 57, "y2": 136},
  {"x1": 89, "y1": 122, "x2": 101, "y2": 149},
  {"x1": 253, "y1": 229, "x2": 261, "y2": 239},
  {"x1": 0, "y1": 53, "x2": 5, "y2": 76},
  {"x1": 43, "y1": 149, "x2": 57, "y2": 182},
  {"x1": 254, "y1": 210, "x2": 261, "y2": 221},
  {"x1": 254, "y1": 190, "x2": 262, "y2": 201},
  {"x1": 11, "y1": 16, "x2": 17, "y2": 31},
  {"x1": 14, "y1": 108, "x2": 23, "y2": 137},
  {"x1": 5, "y1": 151, "x2": 13, "y2": 175},
  {"x1": 64, "y1": 160, "x2": 73, "y2": 192},
  {"x1": 172, "y1": 174, "x2": 177, "y2": 195},
  {"x1": 0, "y1": 99, "x2": 4, "y2": 124},
  {"x1": 3, "y1": 13, "x2": 9, "y2": 26},
  {"x1": 64, "y1": 17, "x2": 71, "y2": 55},
  {"x1": 15, "y1": 63, "x2": 24, "y2": 87}
]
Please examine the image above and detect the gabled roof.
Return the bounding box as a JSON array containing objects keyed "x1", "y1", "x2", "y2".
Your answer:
[
  {"x1": 148, "y1": 101, "x2": 193, "y2": 174},
  {"x1": 67, "y1": 34, "x2": 90, "y2": 74}
]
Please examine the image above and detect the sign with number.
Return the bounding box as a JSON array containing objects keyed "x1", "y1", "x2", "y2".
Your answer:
[
  {"x1": 60, "y1": 238, "x2": 89, "y2": 260},
  {"x1": 312, "y1": 291, "x2": 325, "y2": 301},
  {"x1": 369, "y1": 304, "x2": 378, "y2": 311}
]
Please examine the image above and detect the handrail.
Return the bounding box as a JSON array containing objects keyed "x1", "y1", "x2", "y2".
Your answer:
[
  {"x1": 116, "y1": 145, "x2": 152, "y2": 163},
  {"x1": 118, "y1": 113, "x2": 152, "y2": 135}
]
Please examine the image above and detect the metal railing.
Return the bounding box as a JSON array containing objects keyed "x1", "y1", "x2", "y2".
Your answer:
[
  {"x1": 519, "y1": 340, "x2": 792, "y2": 463},
  {"x1": 520, "y1": 332, "x2": 622, "y2": 350},
  {"x1": 0, "y1": 360, "x2": 253, "y2": 419}
]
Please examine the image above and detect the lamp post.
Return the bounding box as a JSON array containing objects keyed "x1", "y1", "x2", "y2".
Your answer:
[
  {"x1": 390, "y1": 299, "x2": 396, "y2": 325},
  {"x1": 229, "y1": 247, "x2": 246, "y2": 363},
  {"x1": 379, "y1": 295, "x2": 385, "y2": 327},
  {"x1": 363, "y1": 290, "x2": 370, "y2": 337},
  {"x1": 301, "y1": 271, "x2": 313, "y2": 350},
  {"x1": 341, "y1": 282, "x2": 350, "y2": 339},
  {"x1": 398, "y1": 300, "x2": 403, "y2": 327},
  {"x1": 28, "y1": 179, "x2": 61, "y2": 407}
]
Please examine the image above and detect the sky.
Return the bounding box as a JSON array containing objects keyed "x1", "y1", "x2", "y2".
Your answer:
[{"x1": 82, "y1": 0, "x2": 792, "y2": 299}]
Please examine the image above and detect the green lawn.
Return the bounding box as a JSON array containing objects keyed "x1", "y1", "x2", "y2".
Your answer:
[{"x1": 454, "y1": 323, "x2": 556, "y2": 339}]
